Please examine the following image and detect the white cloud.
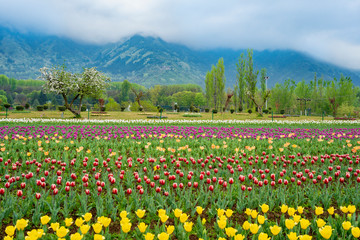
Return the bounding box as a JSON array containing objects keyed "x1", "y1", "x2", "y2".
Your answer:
[{"x1": 0, "y1": 0, "x2": 360, "y2": 69}]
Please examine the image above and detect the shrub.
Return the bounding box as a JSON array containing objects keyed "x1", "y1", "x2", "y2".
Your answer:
[
  {"x1": 263, "y1": 109, "x2": 269, "y2": 114},
  {"x1": 81, "y1": 106, "x2": 87, "y2": 112},
  {"x1": 280, "y1": 109, "x2": 285, "y2": 114},
  {"x1": 194, "y1": 108, "x2": 199, "y2": 113},
  {"x1": 4, "y1": 103, "x2": 11, "y2": 109},
  {"x1": 121, "y1": 107, "x2": 125, "y2": 112},
  {"x1": 212, "y1": 109, "x2": 218, "y2": 114},
  {"x1": 230, "y1": 109, "x2": 235, "y2": 114},
  {"x1": 36, "y1": 105, "x2": 44, "y2": 111},
  {"x1": 43, "y1": 104, "x2": 49, "y2": 110},
  {"x1": 248, "y1": 109, "x2": 252, "y2": 114},
  {"x1": 58, "y1": 106, "x2": 66, "y2": 112},
  {"x1": 238, "y1": 107, "x2": 243, "y2": 112},
  {"x1": 25, "y1": 103, "x2": 30, "y2": 109},
  {"x1": 205, "y1": 108, "x2": 209, "y2": 113},
  {"x1": 16, "y1": 106, "x2": 24, "y2": 111}
]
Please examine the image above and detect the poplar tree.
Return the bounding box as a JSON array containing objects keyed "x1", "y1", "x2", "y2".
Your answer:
[{"x1": 205, "y1": 58, "x2": 226, "y2": 111}]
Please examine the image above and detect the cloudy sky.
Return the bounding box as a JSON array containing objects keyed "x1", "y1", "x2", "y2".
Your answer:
[{"x1": 1, "y1": 0, "x2": 360, "y2": 69}]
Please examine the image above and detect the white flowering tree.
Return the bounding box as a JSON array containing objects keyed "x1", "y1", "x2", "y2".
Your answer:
[{"x1": 39, "y1": 65, "x2": 110, "y2": 117}]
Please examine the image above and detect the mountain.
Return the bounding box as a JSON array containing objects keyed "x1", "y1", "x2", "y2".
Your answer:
[{"x1": 1, "y1": 26, "x2": 360, "y2": 87}]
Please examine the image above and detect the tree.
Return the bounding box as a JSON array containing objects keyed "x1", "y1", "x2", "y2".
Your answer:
[
  {"x1": 245, "y1": 49, "x2": 259, "y2": 109},
  {"x1": 120, "y1": 80, "x2": 131, "y2": 102},
  {"x1": 40, "y1": 65, "x2": 110, "y2": 117},
  {"x1": 204, "y1": 58, "x2": 226, "y2": 111},
  {"x1": 236, "y1": 53, "x2": 246, "y2": 110}
]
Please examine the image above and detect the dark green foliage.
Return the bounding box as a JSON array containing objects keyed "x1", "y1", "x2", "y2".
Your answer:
[
  {"x1": 36, "y1": 105, "x2": 44, "y2": 111},
  {"x1": 4, "y1": 103, "x2": 11, "y2": 109},
  {"x1": 25, "y1": 103, "x2": 30, "y2": 109},
  {"x1": 16, "y1": 105, "x2": 24, "y2": 111},
  {"x1": 58, "y1": 106, "x2": 66, "y2": 112},
  {"x1": 248, "y1": 109, "x2": 252, "y2": 114}
]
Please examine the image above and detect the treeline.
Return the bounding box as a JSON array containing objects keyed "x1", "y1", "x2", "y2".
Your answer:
[
  {"x1": 1, "y1": 58, "x2": 360, "y2": 117},
  {"x1": 205, "y1": 49, "x2": 360, "y2": 117}
]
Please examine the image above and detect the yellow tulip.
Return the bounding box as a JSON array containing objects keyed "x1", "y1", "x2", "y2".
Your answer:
[
  {"x1": 160, "y1": 214, "x2": 169, "y2": 223},
  {"x1": 98, "y1": 216, "x2": 111, "y2": 228},
  {"x1": 292, "y1": 214, "x2": 300, "y2": 224},
  {"x1": 173, "y1": 209, "x2": 182, "y2": 218},
  {"x1": 299, "y1": 235, "x2": 312, "y2": 240},
  {"x1": 92, "y1": 223, "x2": 102, "y2": 234},
  {"x1": 121, "y1": 222, "x2": 132, "y2": 233},
  {"x1": 56, "y1": 226, "x2": 69, "y2": 238},
  {"x1": 5, "y1": 226, "x2": 16, "y2": 236},
  {"x1": 218, "y1": 238, "x2": 226, "y2": 240},
  {"x1": 75, "y1": 218, "x2": 85, "y2": 227},
  {"x1": 120, "y1": 210, "x2": 128, "y2": 219},
  {"x1": 242, "y1": 221, "x2": 250, "y2": 230},
  {"x1": 217, "y1": 219, "x2": 227, "y2": 229},
  {"x1": 166, "y1": 225, "x2": 174, "y2": 235},
  {"x1": 288, "y1": 207, "x2": 296, "y2": 216},
  {"x1": 234, "y1": 234, "x2": 245, "y2": 240},
  {"x1": 319, "y1": 225, "x2": 333, "y2": 239},
  {"x1": 94, "y1": 234, "x2": 105, "y2": 240},
  {"x1": 315, "y1": 206, "x2": 323, "y2": 216},
  {"x1": 50, "y1": 222, "x2": 60, "y2": 231},
  {"x1": 300, "y1": 219, "x2": 310, "y2": 229},
  {"x1": 4, "y1": 236, "x2": 13, "y2": 240},
  {"x1": 184, "y1": 222, "x2": 193, "y2": 232},
  {"x1": 270, "y1": 225, "x2": 281, "y2": 235},
  {"x1": 225, "y1": 227, "x2": 237, "y2": 237},
  {"x1": 225, "y1": 209, "x2": 234, "y2": 218},
  {"x1": 258, "y1": 232, "x2": 270, "y2": 240},
  {"x1": 348, "y1": 205, "x2": 356, "y2": 214},
  {"x1": 144, "y1": 232, "x2": 155, "y2": 240},
  {"x1": 340, "y1": 206, "x2": 348, "y2": 213},
  {"x1": 26, "y1": 229, "x2": 40, "y2": 239},
  {"x1": 249, "y1": 224, "x2": 260, "y2": 234},
  {"x1": 83, "y1": 213, "x2": 92, "y2": 222},
  {"x1": 352, "y1": 227, "x2": 360, "y2": 238},
  {"x1": 260, "y1": 204, "x2": 269, "y2": 213},
  {"x1": 138, "y1": 222, "x2": 148, "y2": 233},
  {"x1": 135, "y1": 209, "x2": 146, "y2": 218},
  {"x1": 327, "y1": 207, "x2": 334, "y2": 215},
  {"x1": 157, "y1": 232, "x2": 169, "y2": 240},
  {"x1": 65, "y1": 218, "x2": 73, "y2": 227},
  {"x1": 342, "y1": 221, "x2": 352, "y2": 230},
  {"x1": 217, "y1": 208, "x2": 225, "y2": 217},
  {"x1": 245, "y1": 208, "x2": 252, "y2": 216},
  {"x1": 297, "y1": 206, "x2": 304, "y2": 214},
  {"x1": 70, "y1": 232, "x2": 83, "y2": 240},
  {"x1": 287, "y1": 232, "x2": 297, "y2": 240},
  {"x1": 179, "y1": 213, "x2": 188, "y2": 223},
  {"x1": 15, "y1": 218, "x2": 29, "y2": 230},
  {"x1": 158, "y1": 209, "x2": 166, "y2": 217},
  {"x1": 80, "y1": 225, "x2": 90, "y2": 235},
  {"x1": 285, "y1": 219, "x2": 295, "y2": 230},
  {"x1": 40, "y1": 215, "x2": 51, "y2": 225},
  {"x1": 281, "y1": 204, "x2": 288, "y2": 213},
  {"x1": 196, "y1": 206, "x2": 204, "y2": 215},
  {"x1": 257, "y1": 215, "x2": 266, "y2": 224},
  {"x1": 316, "y1": 218, "x2": 326, "y2": 228},
  {"x1": 202, "y1": 218, "x2": 206, "y2": 225},
  {"x1": 251, "y1": 210, "x2": 258, "y2": 219}
]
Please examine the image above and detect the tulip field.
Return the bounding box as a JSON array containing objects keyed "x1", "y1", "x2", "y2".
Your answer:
[{"x1": 1, "y1": 119, "x2": 360, "y2": 239}]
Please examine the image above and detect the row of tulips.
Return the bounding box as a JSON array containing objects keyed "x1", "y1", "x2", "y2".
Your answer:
[{"x1": 3, "y1": 204, "x2": 360, "y2": 239}]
